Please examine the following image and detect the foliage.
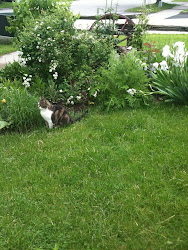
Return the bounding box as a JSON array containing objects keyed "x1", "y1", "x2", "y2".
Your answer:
[
  {"x1": 131, "y1": 8, "x2": 149, "y2": 49},
  {"x1": 0, "y1": 61, "x2": 28, "y2": 81},
  {"x1": 16, "y1": 8, "x2": 113, "y2": 104},
  {"x1": 6, "y1": 0, "x2": 70, "y2": 37},
  {"x1": 92, "y1": 50, "x2": 150, "y2": 110},
  {"x1": 152, "y1": 60, "x2": 188, "y2": 104},
  {"x1": 151, "y1": 42, "x2": 188, "y2": 104},
  {"x1": 0, "y1": 81, "x2": 42, "y2": 131}
]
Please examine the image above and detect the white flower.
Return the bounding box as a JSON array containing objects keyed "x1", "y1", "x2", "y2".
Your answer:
[
  {"x1": 151, "y1": 62, "x2": 159, "y2": 73},
  {"x1": 69, "y1": 96, "x2": 73, "y2": 99},
  {"x1": 162, "y1": 45, "x2": 173, "y2": 59},
  {"x1": 49, "y1": 61, "x2": 58, "y2": 72},
  {"x1": 127, "y1": 46, "x2": 132, "y2": 50},
  {"x1": 71, "y1": 101, "x2": 74, "y2": 105},
  {"x1": 53, "y1": 72, "x2": 58, "y2": 80},
  {"x1": 76, "y1": 96, "x2": 81, "y2": 100},
  {"x1": 127, "y1": 88, "x2": 136, "y2": 96},
  {"x1": 93, "y1": 91, "x2": 97, "y2": 98},
  {"x1": 173, "y1": 41, "x2": 185, "y2": 49},
  {"x1": 59, "y1": 89, "x2": 63, "y2": 93},
  {"x1": 141, "y1": 62, "x2": 147, "y2": 71},
  {"x1": 135, "y1": 59, "x2": 142, "y2": 64},
  {"x1": 160, "y1": 60, "x2": 168, "y2": 71},
  {"x1": 47, "y1": 26, "x2": 51, "y2": 30}
]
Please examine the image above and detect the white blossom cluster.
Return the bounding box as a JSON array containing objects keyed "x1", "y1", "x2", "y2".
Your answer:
[
  {"x1": 127, "y1": 88, "x2": 137, "y2": 96},
  {"x1": 66, "y1": 94, "x2": 82, "y2": 105},
  {"x1": 72, "y1": 32, "x2": 96, "y2": 42},
  {"x1": 23, "y1": 74, "x2": 32, "y2": 88},
  {"x1": 151, "y1": 41, "x2": 188, "y2": 72},
  {"x1": 66, "y1": 96, "x2": 74, "y2": 105},
  {"x1": 135, "y1": 59, "x2": 148, "y2": 71}
]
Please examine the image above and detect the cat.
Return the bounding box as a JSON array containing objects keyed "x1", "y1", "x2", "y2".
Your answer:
[{"x1": 38, "y1": 96, "x2": 88, "y2": 128}]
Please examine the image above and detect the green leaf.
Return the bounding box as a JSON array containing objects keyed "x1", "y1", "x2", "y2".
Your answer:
[{"x1": 0, "y1": 121, "x2": 9, "y2": 130}]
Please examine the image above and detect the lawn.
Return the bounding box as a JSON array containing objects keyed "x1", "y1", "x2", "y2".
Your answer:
[
  {"x1": 173, "y1": 0, "x2": 188, "y2": 2},
  {"x1": 0, "y1": 104, "x2": 188, "y2": 249},
  {"x1": 117, "y1": 34, "x2": 188, "y2": 49},
  {"x1": 126, "y1": 2, "x2": 178, "y2": 13},
  {"x1": 0, "y1": 1, "x2": 13, "y2": 9},
  {"x1": 0, "y1": 43, "x2": 16, "y2": 56}
]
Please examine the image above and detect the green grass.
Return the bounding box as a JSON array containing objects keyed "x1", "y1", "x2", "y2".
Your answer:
[
  {"x1": 118, "y1": 34, "x2": 188, "y2": 49},
  {"x1": 145, "y1": 33, "x2": 188, "y2": 50},
  {"x1": 126, "y1": 2, "x2": 178, "y2": 13},
  {"x1": 173, "y1": 0, "x2": 188, "y2": 2},
  {"x1": 0, "y1": 104, "x2": 188, "y2": 249},
  {"x1": 181, "y1": 8, "x2": 188, "y2": 13},
  {"x1": 0, "y1": 43, "x2": 17, "y2": 56},
  {"x1": 0, "y1": 1, "x2": 13, "y2": 9}
]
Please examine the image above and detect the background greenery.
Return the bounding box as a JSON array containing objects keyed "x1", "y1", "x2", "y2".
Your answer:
[{"x1": 126, "y1": 2, "x2": 178, "y2": 13}]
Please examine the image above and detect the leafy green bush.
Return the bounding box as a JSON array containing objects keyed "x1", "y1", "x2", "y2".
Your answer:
[
  {"x1": 0, "y1": 61, "x2": 28, "y2": 82},
  {"x1": 16, "y1": 8, "x2": 113, "y2": 104},
  {"x1": 6, "y1": 0, "x2": 67, "y2": 36},
  {"x1": 151, "y1": 42, "x2": 188, "y2": 104},
  {"x1": 0, "y1": 81, "x2": 42, "y2": 131},
  {"x1": 92, "y1": 50, "x2": 150, "y2": 110}
]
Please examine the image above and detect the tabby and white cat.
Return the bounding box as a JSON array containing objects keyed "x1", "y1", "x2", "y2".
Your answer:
[{"x1": 38, "y1": 97, "x2": 88, "y2": 128}]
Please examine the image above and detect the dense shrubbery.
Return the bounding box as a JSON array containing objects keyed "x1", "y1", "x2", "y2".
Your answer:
[
  {"x1": 6, "y1": 0, "x2": 66, "y2": 36},
  {"x1": 0, "y1": 0, "x2": 188, "y2": 132},
  {"x1": 91, "y1": 50, "x2": 150, "y2": 110},
  {"x1": 16, "y1": 9, "x2": 113, "y2": 103}
]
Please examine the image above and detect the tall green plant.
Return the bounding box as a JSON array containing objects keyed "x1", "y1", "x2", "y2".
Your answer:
[
  {"x1": 92, "y1": 50, "x2": 150, "y2": 110},
  {"x1": 131, "y1": 8, "x2": 149, "y2": 49},
  {"x1": 151, "y1": 59, "x2": 188, "y2": 104},
  {"x1": 0, "y1": 83, "x2": 42, "y2": 131},
  {"x1": 151, "y1": 42, "x2": 188, "y2": 104}
]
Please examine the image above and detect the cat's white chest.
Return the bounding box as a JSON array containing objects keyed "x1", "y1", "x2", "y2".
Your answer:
[{"x1": 40, "y1": 108, "x2": 53, "y2": 128}]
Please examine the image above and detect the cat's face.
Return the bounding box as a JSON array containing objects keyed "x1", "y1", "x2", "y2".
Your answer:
[{"x1": 38, "y1": 97, "x2": 49, "y2": 109}]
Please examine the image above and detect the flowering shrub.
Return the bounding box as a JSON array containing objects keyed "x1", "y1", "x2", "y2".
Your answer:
[
  {"x1": 15, "y1": 7, "x2": 113, "y2": 104},
  {"x1": 7, "y1": 0, "x2": 66, "y2": 37},
  {"x1": 91, "y1": 50, "x2": 150, "y2": 110},
  {"x1": 151, "y1": 42, "x2": 188, "y2": 104}
]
